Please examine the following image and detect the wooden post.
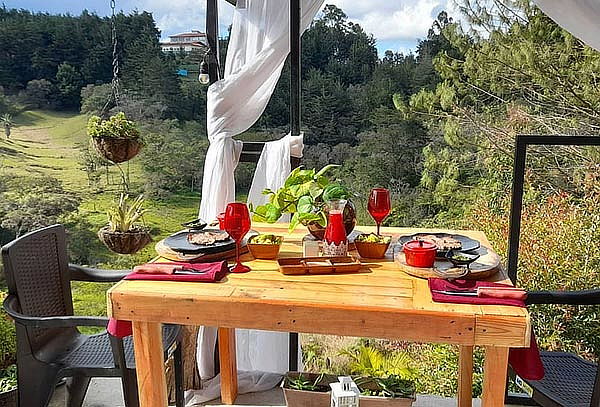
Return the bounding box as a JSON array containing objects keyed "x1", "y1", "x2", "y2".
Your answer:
[
  {"x1": 132, "y1": 321, "x2": 168, "y2": 407},
  {"x1": 218, "y1": 327, "x2": 238, "y2": 404},
  {"x1": 481, "y1": 346, "x2": 509, "y2": 407},
  {"x1": 458, "y1": 345, "x2": 474, "y2": 407}
]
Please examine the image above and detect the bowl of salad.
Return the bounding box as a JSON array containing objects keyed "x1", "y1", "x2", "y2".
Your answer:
[
  {"x1": 354, "y1": 233, "x2": 392, "y2": 259},
  {"x1": 248, "y1": 234, "x2": 284, "y2": 259}
]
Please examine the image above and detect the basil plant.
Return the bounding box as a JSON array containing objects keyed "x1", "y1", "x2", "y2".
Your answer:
[{"x1": 251, "y1": 165, "x2": 350, "y2": 232}]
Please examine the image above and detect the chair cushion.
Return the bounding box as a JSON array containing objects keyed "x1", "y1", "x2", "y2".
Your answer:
[
  {"x1": 524, "y1": 351, "x2": 598, "y2": 407},
  {"x1": 59, "y1": 325, "x2": 180, "y2": 370}
]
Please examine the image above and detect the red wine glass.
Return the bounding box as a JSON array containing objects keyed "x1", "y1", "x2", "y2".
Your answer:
[
  {"x1": 224, "y1": 202, "x2": 251, "y2": 273},
  {"x1": 368, "y1": 188, "x2": 391, "y2": 235}
]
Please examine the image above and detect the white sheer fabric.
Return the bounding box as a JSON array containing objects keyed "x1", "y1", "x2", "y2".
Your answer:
[
  {"x1": 195, "y1": 0, "x2": 325, "y2": 389},
  {"x1": 247, "y1": 133, "x2": 305, "y2": 215},
  {"x1": 533, "y1": 0, "x2": 600, "y2": 52}
]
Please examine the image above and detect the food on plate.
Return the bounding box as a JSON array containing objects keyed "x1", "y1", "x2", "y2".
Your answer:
[
  {"x1": 418, "y1": 234, "x2": 461, "y2": 251},
  {"x1": 187, "y1": 230, "x2": 230, "y2": 245},
  {"x1": 355, "y1": 233, "x2": 392, "y2": 244},
  {"x1": 249, "y1": 234, "x2": 283, "y2": 245}
]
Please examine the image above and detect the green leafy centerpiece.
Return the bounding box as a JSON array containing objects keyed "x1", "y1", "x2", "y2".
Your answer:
[
  {"x1": 88, "y1": 112, "x2": 142, "y2": 163},
  {"x1": 98, "y1": 193, "x2": 152, "y2": 254},
  {"x1": 251, "y1": 165, "x2": 356, "y2": 239}
]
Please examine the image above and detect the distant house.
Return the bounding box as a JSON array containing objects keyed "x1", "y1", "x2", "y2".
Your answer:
[{"x1": 160, "y1": 30, "x2": 208, "y2": 53}]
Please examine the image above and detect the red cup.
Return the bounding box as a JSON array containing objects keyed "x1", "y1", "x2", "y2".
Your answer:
[
  {"x1": 403, "y1": 239, "x2": 437, "y2": 268},
  {"x1": 217, "y1": 212, "x2": 226, "y2": 229}
]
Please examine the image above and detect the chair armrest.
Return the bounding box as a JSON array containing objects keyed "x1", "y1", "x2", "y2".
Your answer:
[
  {"x1": 3, "y1": 295, "x2": 108, "y2": 328},
  {"x1": 69, "y1": 264, "x2": 130, "y2": 283},
  {"x1": 525, "y1": 289, "x2": 600, "y2": 305}
]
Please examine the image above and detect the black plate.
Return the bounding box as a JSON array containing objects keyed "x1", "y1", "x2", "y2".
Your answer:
[
  {"x1": 398, "y1": 233, "x2": 480, "y2": 256},
  {"x1": 163, "y1": 229, "x2": 235, "y2": 254}
]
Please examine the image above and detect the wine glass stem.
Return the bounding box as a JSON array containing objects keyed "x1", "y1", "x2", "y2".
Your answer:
[
  {"x1": 377, "y1": 222, "x2": 381, "y2": 235},
  {"x1": 236, "y1": 241, "x2": 241, "y2": 267}
]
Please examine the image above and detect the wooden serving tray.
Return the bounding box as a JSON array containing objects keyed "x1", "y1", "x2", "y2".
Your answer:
[
  {"x1": 278, "y1": 256, "x2": 362, "y2": 275},
  {"x1": 395, "y1": 245, "x2": 501, "y2": 280}
]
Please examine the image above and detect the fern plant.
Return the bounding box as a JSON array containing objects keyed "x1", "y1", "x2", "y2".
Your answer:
[
  {"x1": 106, "y1": 193, "x2": 148, "y2": 232},
  {"x1": 339, "y1": 344, "x2": 416, "y2": 379}
]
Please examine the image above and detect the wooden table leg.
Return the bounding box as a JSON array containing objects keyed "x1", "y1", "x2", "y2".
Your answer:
[
  {"x1": 218, "y1": 327, "x2": 238, "y2": 404},
  {"x1": 132, "y1": 321, "x2": 168, "y2": 407},
  {"x1": 481, "y1": 346, "x2": 509, "y2": 407},
  {"x1": 458, "y1": 345, "x2": 473, "y2": 407}
]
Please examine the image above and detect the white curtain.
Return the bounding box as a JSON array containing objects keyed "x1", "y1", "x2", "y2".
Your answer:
[
  {"x1": 195, "y1": 0, "x2": 325, "y2": 393},
  {"x1": 247, "y1": 133, "x2": 305, "y2": 215},
  {"x1": 533, "y1": 0, "x2": 600, "y2": 52}
]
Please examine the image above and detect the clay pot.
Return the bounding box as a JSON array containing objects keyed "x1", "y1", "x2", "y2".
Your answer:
[
  {"x1": 92, "y1": 137, "x2": 142, "y2": 163},
  {"x1": 98, "y1": 226, "x2": 152, "y2": 254},
  {"x1": 306, "y1": 200, "x2": 357, "y2": 240}
]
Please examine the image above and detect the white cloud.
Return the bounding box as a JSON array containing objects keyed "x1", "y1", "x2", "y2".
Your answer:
[
  {"x1": 327, "y1": 0, "x2": 456, "y2": 41},
  {"x1": 125, "y1": 0, "x2": 461, "y2": 49},
  {"x1": 123, "y1": 0, "x2": 234, "y2": 38}
]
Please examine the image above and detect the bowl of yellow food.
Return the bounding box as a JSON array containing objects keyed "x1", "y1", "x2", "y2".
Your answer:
[
  {"x1": 247, "y1": 234, "x2": 284, "y2": 259},
  {"x1": 354, "y1": 233, "x2": 392, "y2": 259}
]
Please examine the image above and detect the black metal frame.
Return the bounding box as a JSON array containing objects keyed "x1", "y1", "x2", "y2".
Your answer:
[{"x1": 506, "y1": 134, "x2": 600, "y2": 406}]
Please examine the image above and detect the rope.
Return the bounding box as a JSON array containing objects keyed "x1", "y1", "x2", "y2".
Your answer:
[{"x1": 101, "y1": 0, "x2": 120, "y2": 117}]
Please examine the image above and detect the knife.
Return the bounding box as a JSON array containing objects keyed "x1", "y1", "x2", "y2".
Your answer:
[{"x1": 432, "y1": 287, "x2": 527, "y2": 301}]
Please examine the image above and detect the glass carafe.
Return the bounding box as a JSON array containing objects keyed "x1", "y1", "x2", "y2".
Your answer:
[{"x1": 323, "y1": 199, "x2": 348, "y2": 256}]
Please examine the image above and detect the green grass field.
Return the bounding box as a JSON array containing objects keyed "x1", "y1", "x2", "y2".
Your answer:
[{"x1": 1, "y1": 110, "x2": 200, "y2": 319}]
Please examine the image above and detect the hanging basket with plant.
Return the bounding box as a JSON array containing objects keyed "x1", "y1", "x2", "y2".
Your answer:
[
  {"x1": 251, "y1": 165, "x2": 356, "y2": 240},
  {"x1": 88, "y1": 112, "x2": 142, "y2": 163},
  {"x1": 98, "y1": 193, "x2": 152, "y2": 254}
]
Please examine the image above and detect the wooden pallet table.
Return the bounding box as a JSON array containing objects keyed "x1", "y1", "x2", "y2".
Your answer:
[{"x1": 107, "y1": 223, "x2": 531, "y2": 407}]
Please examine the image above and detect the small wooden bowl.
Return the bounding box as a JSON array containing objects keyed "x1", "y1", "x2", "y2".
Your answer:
[
  {"x1": 247, "y1": 236, "x2": 283, "y2": 260},
  {"x1": 354, "y1": 240, "x2": 391, "y2": 259}
]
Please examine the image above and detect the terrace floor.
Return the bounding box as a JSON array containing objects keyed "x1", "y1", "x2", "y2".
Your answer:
[{"x1": 48, "y1": 377, "x2": 523, "y2": 406}]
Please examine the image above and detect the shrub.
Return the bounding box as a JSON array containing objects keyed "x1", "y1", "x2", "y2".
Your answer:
[
  {"x1": 0, "y1": 292, "x2": 16, "y2": 370},
  {"x1": 469, "y1": 191, "x2": 600, "y2": 359},
  {"x1": 80, "y1": 83, "x2": 112, "y2": 114}
]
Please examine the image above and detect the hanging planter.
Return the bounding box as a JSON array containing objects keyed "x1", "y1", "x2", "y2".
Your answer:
[
  {"x1": 88, "y1": 112, "x2": 142, "y2": 163},
  {"x1": 99, "y1": 194, "x2": 152, "y2": 254}
]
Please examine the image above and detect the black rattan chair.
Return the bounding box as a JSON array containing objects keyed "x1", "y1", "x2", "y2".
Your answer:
[
  {"x1": 506, "y1": 135, "x2": 600, "y2": 407},
  {"x1": 1, "y1": 224, "x2": 184, "y2": 407}
]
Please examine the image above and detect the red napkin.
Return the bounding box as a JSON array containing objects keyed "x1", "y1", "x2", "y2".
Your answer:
[
  {"x1": 108, "y1": 261, "x2": 228, "y2": 338},
  {"x1": 428, "y1": 278, "x2": 544, "y2": 380}
]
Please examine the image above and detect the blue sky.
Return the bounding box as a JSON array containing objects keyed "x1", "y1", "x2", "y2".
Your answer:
[{"x1": 4, "y1": 0, "x2": 458, "y2": 56}]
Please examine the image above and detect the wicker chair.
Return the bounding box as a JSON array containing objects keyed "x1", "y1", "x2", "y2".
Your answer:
[{"x1": 1, "y1": 224, "x2": 184, "y2": 407}]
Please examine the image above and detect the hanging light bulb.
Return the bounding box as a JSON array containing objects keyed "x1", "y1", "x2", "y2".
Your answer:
[{"x1": 198, "y1": 61, "x2": 210, "y2": 85}]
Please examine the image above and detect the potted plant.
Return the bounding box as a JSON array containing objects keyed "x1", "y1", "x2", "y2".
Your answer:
[
  {"x1": 281, "y1": 372, "x2": 336, "y2": 407},
  {"x1": 88, "y1": 112, "x2": 142, "y2": 163},
  {"x1": 282, "y1": 345, "x2": 416, "y2": 407},
  {"x1": 98, "y1": 193, "x2": 152, "y2": 254},
  {"x1": 251, "y1": 165, "x2": 356, "y2": 240},
  {"x1": 281, "y1": 371, "x2": 415, "y2": 407},
  {"x1": 247, "y1": 233, "x2": 284, "y2": 259}
]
